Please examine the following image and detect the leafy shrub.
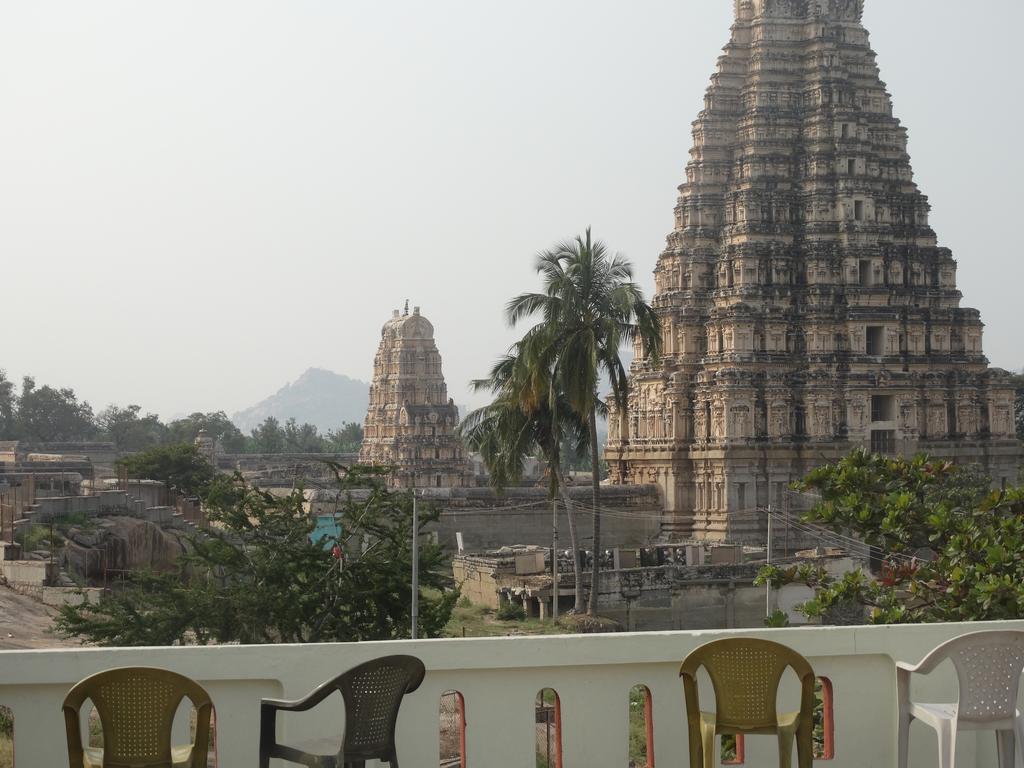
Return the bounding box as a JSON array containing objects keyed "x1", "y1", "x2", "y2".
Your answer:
[
  {"x1": 497, "y1": 602, "x2": 527, "y2": 621},
  {"x1": 16, "y1": 524, "x2": 63, "y2": 553}
]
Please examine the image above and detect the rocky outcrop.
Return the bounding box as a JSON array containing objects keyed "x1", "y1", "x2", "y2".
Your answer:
[{"x1": 60, "y1": 516, "x2": 188, "y2": 580}]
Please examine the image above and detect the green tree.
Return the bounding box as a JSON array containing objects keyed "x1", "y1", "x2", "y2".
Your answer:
[
  {"x1": 283, "y1": 418, "x2": 326, "y2": 453},
  {"x1": 97, "y1": 404, "x2": 168, "y2": 452},
  {"x1": 15, "y1": 376, "x2": 97, "y2": 443},
  {"x1": 324, "y1": 422, "x2": 364, "y2": 453},
  {"x1": 756, "y1": 449, "x2": 1024, "y2": 624},
  {"x1": 0, "y1": 370, "x2": 14, "y2": 438},
  {"x1": 165, "y1": 412, "x2": 247, "y2": 453},
  {"x1": 116, "y1": 443, "x2": 216, "y2": 497},
  {"x1": 250, "y1": 416, "x2": 286, "y2": 453},
  {"x1": 461, "y1": 345, "x2": 590, "y2": 612},
  {"x1": 507, "y1": 229, "x2": 660, "y2": 614},
  {"x1": 54, "y1": 466, "x2": 456, "y2": 645}
]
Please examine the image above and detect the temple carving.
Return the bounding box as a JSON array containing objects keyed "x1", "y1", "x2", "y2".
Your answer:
[
  {"x1": 359, "y1": 305, "x2": 473, "y2": 489},
  {"x1": 606, "y1": 1, "x2": 1019, "y2": 541}
]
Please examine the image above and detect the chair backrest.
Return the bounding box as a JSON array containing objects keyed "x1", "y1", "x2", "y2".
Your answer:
[
  {"x1": 680, "y1": 638, "x2": 815, "y2": 730},
  {"x1": 338, "y1": 655, "x2": 426, "y2": 760},
  {"x1": 923, "y1": 631, "x2": 1024, "y2": 723},
  {"x1": 63, "y1": 667, "x2": 212, "y2": 767}
]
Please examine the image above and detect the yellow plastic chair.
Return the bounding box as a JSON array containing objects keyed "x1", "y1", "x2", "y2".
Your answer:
[
  {"x1": 679, "y1": 638, "x2": 816, "y2": 768},
  {"x1": 63, "y1": 666, "x2": 213, "y2": 768}
]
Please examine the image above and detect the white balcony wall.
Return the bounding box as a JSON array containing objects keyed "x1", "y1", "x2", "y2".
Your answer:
[{"x1": 0, "y1": 620, "x2": 1022, "y2": 767}]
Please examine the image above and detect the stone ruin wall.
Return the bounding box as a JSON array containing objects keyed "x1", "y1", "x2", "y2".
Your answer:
[{"x1": 308, "y1": 483, "x2": 663, "y2": 553}]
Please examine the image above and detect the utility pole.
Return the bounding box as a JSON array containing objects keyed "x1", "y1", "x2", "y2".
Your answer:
[
  {"x1": 765, "y1": 504, "x2": 773, "y2": 618},
  {"x1": 551, "y1": 498, "x2": 559, "y2": 621},
  {"x1": 411, "y1": 489, "x2": 419, "y2": 640}
]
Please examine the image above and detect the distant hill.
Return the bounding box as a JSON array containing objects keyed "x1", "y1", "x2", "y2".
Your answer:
[{"x1": 232, "y1": 368, "x2": 370, "y2": 434}]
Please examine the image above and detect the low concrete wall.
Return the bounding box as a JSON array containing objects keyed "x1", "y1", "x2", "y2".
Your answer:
[
  {"x1": 1, "y1": 559, "x2": 58, "y2": 587},
  {"x1": 117, "y1": 480, "x2": 167, "y2": 509},
  {"x1": 0, "y1": 621, "x2": 1020, "y2": 767},
  {"x1": 4, "y1": 580, "x2": 100, "y2": 607},
  {"x1": 27, "y1": 491, "x2": 142, "y2": 523},
  {"x1": 38, "y1": 586, "x2": 101, "y2": 607},
  {"x1": 143, "y1": 506, "x2": 175, "y2": 525},
  {"x1": 595, "y1": 560, "x2": 855, "y2": 631}
]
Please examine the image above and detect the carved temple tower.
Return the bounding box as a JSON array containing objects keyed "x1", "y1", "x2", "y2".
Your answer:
[
  {"x1": 606, "y1": 0, "x2": 1020, "y2": 541},
  {"x1": 359, "y1": 305, "x2": 473, "y2": 489}
]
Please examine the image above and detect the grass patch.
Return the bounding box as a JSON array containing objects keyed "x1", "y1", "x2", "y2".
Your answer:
[
  {"x1": 16, "y1": 524, "x2": 64, "y2": 553},
  {"x1": 443, "y1": 602, "x2": 570, "y2": 638}
]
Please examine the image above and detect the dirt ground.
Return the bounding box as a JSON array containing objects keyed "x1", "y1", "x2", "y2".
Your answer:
[{"x1": 0, "y1": 585, "x2": 84, "y2": 649}]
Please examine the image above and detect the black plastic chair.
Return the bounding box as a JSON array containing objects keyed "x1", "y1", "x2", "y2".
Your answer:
[{"x1": 259, "y1": 655, "x2": 426, "y2": 768}]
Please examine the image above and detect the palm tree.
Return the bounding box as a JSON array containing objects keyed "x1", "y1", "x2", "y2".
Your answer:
[
  {"x1": 507, "y1": 229, "x2": 660, "y2": 615},
  {"x1": 460, "y1": 341, "x2": 590, "y2": 613}
]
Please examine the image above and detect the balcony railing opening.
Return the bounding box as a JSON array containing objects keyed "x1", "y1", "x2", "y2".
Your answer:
[
  {"x1": 0, "y1": 706, "x2": 11, "y2": 768},
  {"x1": 722, "y1": 734, "x2": 745, "y2": 765},
  {"x1": 628, "y1": 685, "x2": 654, "y2": 768},
  {"x1": 439, "y1": 690, "x2": 466, "y2": 768},
  {"x1": 815, "y1": 677, "x2": 836, "y2": 761},
  {"x1": 719, "y1": 675, "x2": 835, "y2": 766},
  {"x1": 535, "y1": 688, "x2": 562, "y2": 768}
]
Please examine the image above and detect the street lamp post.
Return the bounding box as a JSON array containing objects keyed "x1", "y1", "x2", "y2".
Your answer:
[{"x1": 411, "y1": 489, "x2": 419, "y2": 640}]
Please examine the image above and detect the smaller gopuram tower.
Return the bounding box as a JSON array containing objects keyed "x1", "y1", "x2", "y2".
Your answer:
[{"x1": 359, "y1": 304, "x2": 473, "y2": 489}]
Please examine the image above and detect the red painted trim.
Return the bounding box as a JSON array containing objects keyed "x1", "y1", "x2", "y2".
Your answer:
[
  {"x1": 723, "y1": 734, "x2": 746, "y2": 765},
  {"x1": 643, "y1": 688, "x2": 655, "y2": 768},
  {"x1": 818, "y1": 677, "x2": 835, "y2": 760},
  {"x1": 553, "y1": 693, "x2": 564, "y2": 768},
  {"x1": 455, "y1": 692, "x2": 467, "y2": 768}
]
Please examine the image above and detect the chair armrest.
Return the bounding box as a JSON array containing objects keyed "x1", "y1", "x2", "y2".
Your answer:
[
  {"x1": 261, "y1": 697, "x2": 311, "y2": 713},
  {"x1": 895, "y1": 662, "x2": 915, "y2": 720},
  {"x1": 261, "y1": 678, "x2": 338, "y2": 714},
  {"x1": 260, "y1": 679, "x2": 340, "y2": 759}
]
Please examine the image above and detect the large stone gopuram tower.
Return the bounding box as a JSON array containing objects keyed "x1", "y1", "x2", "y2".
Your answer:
[
  {"x1": 359, "y1": 305, "x2": 473, "y2": 489},
  {"x1": 606, "y1": 0, "x2": 1019, "y2": 542}
]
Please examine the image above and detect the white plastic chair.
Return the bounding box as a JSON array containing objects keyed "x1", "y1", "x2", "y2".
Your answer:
[{"x1": 897, "y1": 630, "x2": 1024, "y2": 768}]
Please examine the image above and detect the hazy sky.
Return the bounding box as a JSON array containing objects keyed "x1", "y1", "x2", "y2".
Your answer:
[{"x1": 1, "y1": 1, "x2": 1021, "y2": 422}]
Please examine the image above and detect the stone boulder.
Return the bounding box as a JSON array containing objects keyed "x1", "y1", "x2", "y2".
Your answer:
[{"x1": 61, "y1": 516, "x2": 188, "y2": 582}]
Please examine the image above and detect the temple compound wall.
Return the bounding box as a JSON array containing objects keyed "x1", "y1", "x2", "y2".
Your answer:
[
  {"x1": 606, "y1": 0, "x2": 1020, "y2": 542},
  {"x1": 307, "y1": 483, "x2": 663, "y2": 553},
  {"x1": 359, "y1": 305, "x2": 474, "y2": 489}
]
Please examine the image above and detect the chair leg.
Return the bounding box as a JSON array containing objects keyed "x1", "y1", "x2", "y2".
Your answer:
[
  {"x1": 1014, "y1": 716, "x2": 1024, "y2": 768},
  {"x1": 778, "y1": 729, "x2": 795, "y2": 768},
  {"x1": 796, "y1": 719, "x2": 813, "y2": 768},
  {"x1": 700, "y1": 721, "x2": 715, "y2": 768},
  {"x1": 936, "y1": 720, "x2": 957, "y2": 768},
  {"x1": 997, "y1": 730, "x2": 1015, "y2": 768},
  {"x1": 897, "y1": 715, "x2": 912, "y2": 768}
]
